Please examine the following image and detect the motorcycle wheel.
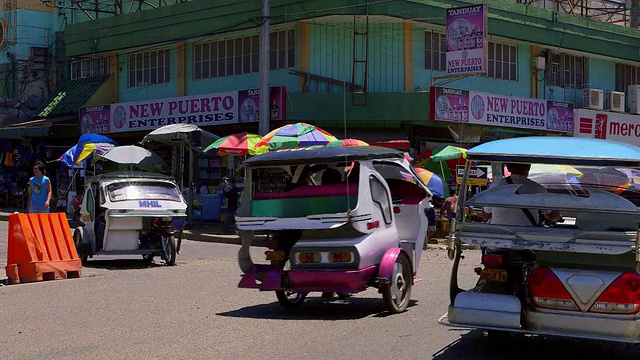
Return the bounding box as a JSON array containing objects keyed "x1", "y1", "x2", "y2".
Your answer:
[
  {"x1": 275, "y1": 291, "x2": 307, "y2": 310},
  {"x1": 161, "y1": 236, "x2": 177, "y2": 266},
  {"x1": 382, "y1": 252, "x2": 413, "y2": 313}
]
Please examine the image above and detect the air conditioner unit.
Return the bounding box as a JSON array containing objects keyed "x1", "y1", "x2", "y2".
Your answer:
[
  {"x1": 629, "y1": 85, "x2": 640, "y2": 115},
  {"x1": 606, "y1": 90, "x2": 625, "y2": 112},
  {"x1": 583, "y1": 88, "x2": 603, "y2": 110}
]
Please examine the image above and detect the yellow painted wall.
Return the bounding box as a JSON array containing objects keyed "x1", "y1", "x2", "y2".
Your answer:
[
  {"x1": 403, "y1": 22, "x2": 414, "y2": 92},
  {"x1": 85, "y1": 53, "x2": 118, "y2": 106},
  {"x1": 298, "y1": 22, "x2": 310, "y2": 90}
]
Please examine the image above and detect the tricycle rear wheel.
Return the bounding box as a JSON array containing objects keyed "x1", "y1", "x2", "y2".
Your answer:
[
  {"x1": 275, "y1": 290, "x2": 307, "y2": 310},
  {"x1": 382, "y1": 252, "x2": 413, "y2": 313},
  {"x1": 161, "y1": 236, "x2": 177, "y2": 266}
]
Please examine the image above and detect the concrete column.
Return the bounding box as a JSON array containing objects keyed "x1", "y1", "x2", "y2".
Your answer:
[{"x1": 176, "y1": 41, "x2": 186, "y2": 97}]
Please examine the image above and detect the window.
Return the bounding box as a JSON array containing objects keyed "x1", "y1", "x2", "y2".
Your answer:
[
  {"x1": 107, "y1": 182, "x2": 182, "y2": 202},
  {"x1": 193, "y1": 29, "x2": 294, "y2": 80},
  {"x1": 424, "y1": 31, "x2": 446, "y2": 71},
  {"x1": 615, "y1": 64, "x2": 640, "y2": 93},
  {"x1": 370, "y1": 175, "x2": 392, "y2": 224},
  {"x1": 547, "y1": 52, "x2": 588, "y2": 89},
  {"x1": 70, "y1": 57, "x2": 110, "y2": 80},
  {"x1": 487, "y1": 42, "x2": 517, "y2": 81},
  {"x1": 128, "y1": 49, "x2": 170, "y2": 87}
]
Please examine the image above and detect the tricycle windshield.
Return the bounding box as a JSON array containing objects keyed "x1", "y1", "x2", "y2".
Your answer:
[
  {"x1": 250, "y1": 163, "x2": 358, "y2": 218},
  {"x1": 106, "y1": 181, "x2": 182, "y2": 202},
  {"x1": 525, "y1": 164, "x2": 640, "y2": 206}
]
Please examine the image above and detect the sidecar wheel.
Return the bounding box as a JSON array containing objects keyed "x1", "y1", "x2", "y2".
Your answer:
[
  {"x1": 142, "y1": 254, "x2": 154, "y2": 263},
  {"x1": 382, "y1": 252, "x2": 413, "y2": 313},
  {"x1": 275, "y1": 290, "x2": 307, "y2": 310}
]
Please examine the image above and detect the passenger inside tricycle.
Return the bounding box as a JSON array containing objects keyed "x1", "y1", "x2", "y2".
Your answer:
[
  {"x1": 442, "y1": 137, "x2": 640, "y2": 344},
  {"x1": 236, "y1": 147, "x2": 432, "y2": 313}
]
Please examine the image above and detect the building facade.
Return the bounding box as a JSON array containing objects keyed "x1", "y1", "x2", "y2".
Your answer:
[{"x1": 16, "y1": 0, "x2": 640, "y2": 151}]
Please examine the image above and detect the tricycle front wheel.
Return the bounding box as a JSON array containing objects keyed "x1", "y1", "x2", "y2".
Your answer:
[
  {"x1": 382, "y1": 252, "x2": 413, "y2": 313},
  {"x1": 161, "y1": 236, "x2": 177, "y2": 266},
  {"x1": 275, "y1": 290, "x2": 308, "y2": 310}
]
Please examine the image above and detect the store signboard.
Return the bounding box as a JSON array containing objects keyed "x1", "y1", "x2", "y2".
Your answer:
[
  {"x1": 430, "y1": 86, "x2": 574, "y2": 133},
  {"x1": 79, "y1": 105, "x2": 111, "y2": 134},
  {"x1": 80, "y1": 86, "x2": 286, "y2": 134},
  {"x1": 445, "y1": 4, "x2": 488, "y2": 76},
  {"x1": 573, "y1": 109, "x2": 640, "y2": 146},
  {"x1": 456, "y1": 165, "x2": 489, "y2": 186}
]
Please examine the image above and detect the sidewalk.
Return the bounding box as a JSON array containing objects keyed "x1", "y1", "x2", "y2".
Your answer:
[{"x1": 0, "y1": 209, "x2": 458, "y2": 249}]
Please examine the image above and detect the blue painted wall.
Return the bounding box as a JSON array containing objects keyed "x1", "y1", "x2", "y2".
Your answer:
[
  {"x1": 309, "y1": 22, "x2": 404, "y2": 93},
  {"x1": 0, "y1": 10, "x2": 58, "y2": 65}
]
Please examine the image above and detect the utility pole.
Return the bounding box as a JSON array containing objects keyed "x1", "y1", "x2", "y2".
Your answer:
[
  {"x1": 631, "y1": 0, "x2": 639, "y2": 28},
  {"x1": 258, "y1": 0, "x2": 270, "y2": 135}
]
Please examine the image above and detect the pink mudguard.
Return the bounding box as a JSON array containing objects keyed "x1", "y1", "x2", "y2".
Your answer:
[{"x1": 378, "y1": 248, "x2": 402, "y2": 281}]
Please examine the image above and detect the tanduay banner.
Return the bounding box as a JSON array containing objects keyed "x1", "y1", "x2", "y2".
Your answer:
[
  {"x1": 79, "y1": 86, "x2": 286, "y2": 134},
  {"x1": 445, "y1": 4, "x2": 488, "y2": 76},
  {"x1": 430, "y1": 86, "x2": 574, "y2": 133}
]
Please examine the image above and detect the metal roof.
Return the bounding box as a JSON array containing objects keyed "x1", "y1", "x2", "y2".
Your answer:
[
  {"x1": 467, "y1": 137, "x2": 640, "y2": 166},
  {"x1": 35, "y1": 75, "x2": 110, "y2": 118}
]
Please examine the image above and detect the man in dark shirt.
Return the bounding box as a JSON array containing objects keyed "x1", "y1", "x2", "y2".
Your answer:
[{"x1": 223, "y1": 177, "x2": 239, "y2": 233}]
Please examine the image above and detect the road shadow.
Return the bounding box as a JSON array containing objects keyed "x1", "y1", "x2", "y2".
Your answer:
[
  {"x1": 82, "y1": 258, "x2": 167, "y2": 270},
  {"x1": 433, "y1": 329, "x2": 640, "y2": 360},
  {"x1": 217, "y1": 297, "x2": 418, "y2": 321}
]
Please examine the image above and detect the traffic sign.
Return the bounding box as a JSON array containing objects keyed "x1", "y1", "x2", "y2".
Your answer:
[{"x1": 456, "y1": 165, "x2": 488, "y2": 186}]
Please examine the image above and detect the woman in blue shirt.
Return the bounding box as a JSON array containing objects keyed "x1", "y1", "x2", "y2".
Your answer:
[{"x1": 28, "y1": 161, "x2": 52, "y2": 213}]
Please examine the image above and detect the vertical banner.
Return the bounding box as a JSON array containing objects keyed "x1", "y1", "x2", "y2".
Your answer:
[
  {"x1": 445, "y1": 4, "x2": 488, "y2": 76},
  {"x1": 79, "y1": 105, "x2": 111, "y2": 134},
  {"x1": 237, "y1": 86, "x2": 287, "y2": 123}
]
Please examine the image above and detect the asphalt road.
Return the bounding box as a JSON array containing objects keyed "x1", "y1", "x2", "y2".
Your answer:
[{"x1": 1, "y1": 221, "x2": 640, "y2": 360}]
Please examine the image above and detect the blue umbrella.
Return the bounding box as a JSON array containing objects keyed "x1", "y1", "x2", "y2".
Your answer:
[{"x1": 59, "y1": 134, "x2": 117, "y2": 167}]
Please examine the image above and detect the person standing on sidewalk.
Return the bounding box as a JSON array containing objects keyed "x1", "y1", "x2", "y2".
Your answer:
[
  {"x1": 27, "y1": 161, "x2": 52, "y2": 213},
  {"x1": 222, "y1": 177, "x2": 239, "y2": 233}
]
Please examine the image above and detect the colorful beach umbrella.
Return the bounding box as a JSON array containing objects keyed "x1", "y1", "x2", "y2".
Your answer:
[
  {"x1": 414, "y1": 167, "x2": 447, "y2": 198},
  {"x1": 256, "y1": 122, "x2": 338, "y2": 150},
  {"x1": 326, "y1": 139, "x2": 369, "y2": 147},
  {"x1": 203, "y1": 132, "x2": 267, "y2": 156}
]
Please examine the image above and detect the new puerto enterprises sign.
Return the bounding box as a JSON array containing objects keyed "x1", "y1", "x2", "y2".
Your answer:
[
  {"x1": 573, "y1": 109, "x2": 640, "y2": 146},
  {"x1": 429, "y1": 86, "x2": 574, "y2": 133},
  {"x1": 79, "y1": 86, "x2": 286, "y2": 134},
  {"x1": 445, "y1": 4, "x2": 488, "y2": 76}
]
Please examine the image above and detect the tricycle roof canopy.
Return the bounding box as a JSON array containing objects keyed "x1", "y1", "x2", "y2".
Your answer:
[
  {"x1": 87, "y1": 171, "x2": 175, "y2": 182},
  {"x1": 243, "y1": 146, "x2": 404, "y2": 166},
  {"x1": 467, "y1": 137, "x2": 640, "y2": 166}
]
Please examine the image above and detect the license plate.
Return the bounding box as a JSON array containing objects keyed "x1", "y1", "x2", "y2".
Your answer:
[
  {"x1": 480, "y1": 268, "x2": 508, "y2": 282},
  {"x1": 265, "y1": 251, "x2": 285, "y2": 261}
]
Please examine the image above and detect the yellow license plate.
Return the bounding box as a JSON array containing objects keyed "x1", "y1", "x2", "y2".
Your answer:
[
  {"x1": 265, "y1": 251, "x2": 285, "y2": 261},
  {"x1": 480, "y1": 268, "x2": 508, "y2": 282}
]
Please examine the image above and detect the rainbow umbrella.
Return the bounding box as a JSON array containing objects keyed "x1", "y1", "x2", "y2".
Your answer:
[
  {"x1": 204, "y1": 132, "x2": 267, "y2": 156},
  {"x1": 256, "y1": 122, "x2": 338, "y2": 150},
  {"x1": 415, "y1": 167, "x2": 447, "y2": 198},
  {"x1": 326, "y1": 138, "x2": 369, "y2": 147}
]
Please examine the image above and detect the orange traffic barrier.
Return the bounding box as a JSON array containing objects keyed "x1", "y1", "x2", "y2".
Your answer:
[{"x1": 5, "y1": 212, "x2": 82, "y2": 284}]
